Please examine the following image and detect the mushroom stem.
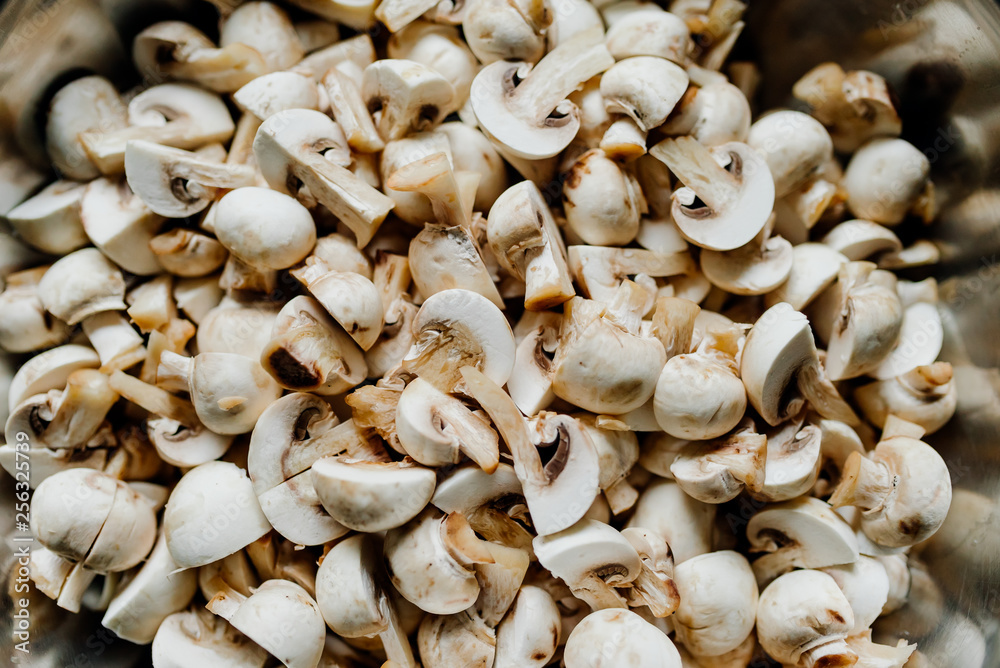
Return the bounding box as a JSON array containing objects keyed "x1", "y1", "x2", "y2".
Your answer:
[
  {"x1": 205, "y1": 577, "x2": 248, "y2": 620},
  {"x1": 901, "y1": 361, "x2": 952, "y2": 392},
  {"x1": 801, "y1": 638, "x2": 857, "y2": 668},
  {"x1": 603, "y1": 281, "x2": 648, "y2": 335},
  {"x1": 387, "y1": 152, "x2": 469, "y2": 228},
  {"x1": 377, "y1": 597, "x2": 418, "y2": 668},
  {"x1": 652, "y1": 297, "x2": 701, "y2": 360},
  {"x1": 441, "y1": 512, "x2": 496, "y2": 566},
  {"x1": 108, "y1": 370, "x2": 201, "y2": 428},
  {"x1": 512, "y1": 32, "x2": 614, "y2": 122},
  {"x1": 156, "y1": 351, "x2": 195, "y2": 392},
  {"x1": 82, "y1": 311, "x2": 146, "y2": 372},
  {"x1": 45, "y1": 370, "x2": 119, "y2": 447},
  {"x1": 650, "y1": 137, "x2": 739, "y2": 211},
  {"x1": 828, "y1": 452, "x2": 893, "y2": 511}
]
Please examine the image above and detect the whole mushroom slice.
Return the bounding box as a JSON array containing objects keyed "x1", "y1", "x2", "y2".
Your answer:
[
  {"x1": 649, "y1": 136, "x2": 775, "y2": 251},
  {"x1": 362, "y1": 59, "x2": 455, "y2": 141},
  {"x1": 533, "y1": 519, "x2": 642, "y2": 611},
  {"x1": 124, "y1": 141, "x2": 257, "y2": 218},
  {"x1": 821, "y1": 219, "x2": 903, "y2": 261},
  {"x1": 80, "y1": 176, "x2": 166, "y2": 276},
  {"x1": 740, "y1": 302, "x2": 860, "y2": 427},
  {"x1": 700, "y1": 225, "x2": 794, "y2": 296},
  {"x1": 152, "y1": 608, "x2": 269, "y2": 668},
  {"x1": 80, "y1": 84, "x2": 236, "y2": 174},
  {"x1": 6, "y1": 180, "x2": 89, "y2": 255},
  {"x1": 672, "y1": 551, "x2": 758, "y2": 660},
  {"x1": 564, "y1": 608, "x2": 683, "y2": 668},
  {"x1": 291, "y1": 259, "x2": 384, "y2": 351},
  {"x1": 315, "y1": 534, "x2": 418, "y2": 668},
  {"x1": 855, "y1": 362, "x2": 957, "y2": 435},
  {"x1": 395, "y1": 377, "x2": 500, "y2": 472},
  {"x1": 133, "y1": 21, "x2": 268, "y2": 93},
  {"x1": 746, "y1": 496, "x2": 860, "y2": 588},
  {"x1": 5, "y1": 369, "x2": 117, "y2": 450},
  {"x1": 471, "y1": 30, "x2": 614, "y2": 160},
  {"x1": 253, "y1": 108, "x2": 394, "y2": 247},
  {"x1": 764, "y1": 242, "x2": 847, "y2": 311},
  {"x1": 403, "y1": 289, "x2": 515, "y2": 392},
  {"x1": 493, "y1": 585, "x2": 561, "y2": 668},
  {"x1": 829, "y1": 417, "x2": 952, "y2": 548},
  {"x1": 746, "y1": 110, "x2": 834, "y2": 198},
  {"x1": 568, "y1": 245, "x2": 694, "y2": 305},
  {"x1": 384, "y1": 508, "x2": 495, "y2": 614},
  {"x1": 462, "y1": 367, "x2": 601, "y2": 536},
  {"x1": 46, "y1": 75, "x2": 128, "y2": 181},
  {"x1": 101, "y1": 532, "x2": 198, "y2": 644},
  {"x1": 311, "y1": 458, "x2": 436, "y2": 532},
  {"x1": 756, "y1": 570, "x2": 857, "y2": 668},
  {"x1": 669, "y1": 421, "x2": 766, "y2": 504},
  {"x1": 233, "y1": 72, "x2": 320, "y2": 122},
  {"x1": 207, "y1": 579, "x2": 326, "y2": 668},
  {"x1": 600, "y1": 56, "x2": 689, "y2": 132},
  {"x1": 488, "y1": 180, "x2": 575, "y2": 310},
  {"x1": 163, "y1": 461, "x2": 272, "y2": 569}
]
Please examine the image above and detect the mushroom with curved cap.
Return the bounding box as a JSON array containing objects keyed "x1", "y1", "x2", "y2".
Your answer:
[
  {"x1": 290, "y1": 259, "x2": 384, "y2": 351},
  {"x1": 5, "y1": 369, "x2": 117, "y2": 451},
  {"x1": 601, "y1": 57, "x2": 689, "y2": 132},
  {"x1": 654, "y1": 324, "x2": 746, "y2": 440},
  {"x1": 855, "y1": 362, "x2": 957, "y2": 435},
  {"x1": 38, "y1": 249, "x2": 146, "y2": 372},
  {"x1": 30, "y1": 468, "x2": 157, "y2": 573},
  {"x1": 562, "y1": 148, "x2": 647, "y2": 246},
  {"x1": 821, "y1": 219, "x2": 903, "y2": 261},
  {"x1": 672, "y1": 551, "x2": 758, "y2": 660},
  {"x1": 462, "y1": 368, "x2": 601, "y2": 536},
  {"x1": 403, "y1": 289, "x2": 515, "y2": 392},
  {"x1": 493, "y1": 585, "x2": 561, "y2": 668},
  {"x1": 700, "y1": 224, "x2": 794, "y2": 296},
  {"x1": 649, "y1": 137, "x2": 775, "y2": 251},
  {"x1": 149, "y1": 229, "x2": 228, "y2": 277},
  {"x1": 564, "y1": 608, "x2": 682, "y2": 668},
  {"x1": 233, "y1": 72, "x2": 320, "y2": 122},
  {"x1": 461, "y1": 0, "x2": 549, "y2": 65},
  {"x1": 552, "y1": 283, "x2": 666, "y2": 415},
  {"x1": 0, "y1": 267, "x2": 70, "y2": 353},
  {"x1": 7, "y1": 344, "x2": 101, "y2": 413},
  {"x1": 384, "y1": 508, "x2": 495, "y2": 614},
  {"x1": 843, "y1": 138, "x2": 931, "y2": 225},
  {"x1": 6, "y1": 180, "x2": 89, "y2": 255},
  {"x1": 206, "y1": 579, "x2": 325, "y2": 668},
  {"x1": 417, "y1": 610, "x2": 496, "y2": 668},
  {"x1": 379, "y1": 131, "x2": 452, "y2": 225},
  {"x1": 619, "y1": 527, "x2": 681, "y2": 618},
  {"x1": 195, "y1": 299, "x2": 277, "y2": 358},
  {"x1": 407, "y1": 222, "x2": 505, "y2": 309},
  {"x1": 79, "y1": 177, "x2": 166, "y2": 276},
  {"x1": 80, "y1": 84, "x2": 236, "y2": 175},
  {"x1": 756, "y1": 569, "x2": 857, "y2": 667},
  {"x1": 626, "y1": 479, "x2": 715, "y2": 564},
  {"x1": 253, "y1": 108, "x2": 394, "y2": 247},
  {"x1": 533, "y1": 519, "x2": 641, "y2": 610},
  {"x1": 740, "y1": 302, "x2": 860, "y2": 427},
  {"x1": 101, "y1": 532, "x2": 198, "y2": 644},
  {"x1": 213, "y1": 187, "x2": 317, "y2": 271},
  {"x1": 387, "y1": 150, "x2": 476, "y2": 229},
  {"x1": 746, "y1": 110, "x2": 834, "y2": 198},
  {"x1": 599, "y1": 116, "x2": 648, "y2": 161},
  {"x1": 432, "y1": 463, "x2": 533, "y2": 551},
  {"x1": 471, "y1": 30, "x2": 614, "y2": 160},
  {"x1": 362, "y1": 59, "x2": 454, "y2": 141},
  {"x1": 751, "y1": 417, "x2": 822, "y2": 502},
  {"x1": 147, "y1": 417, "x2": 234, "y2": 468},
  {"x1": 820, "y1": 555, "x2": 891, "y2": 636},
  {"x1": 605, "y1": 8, "x2": 692, "y2": 63},
  {"x1": 661, "y1": 81, "x2": 752, "y2": 146},
  {"x1": 388, "y1": 23, "x2": 479, "y2": 116},
  {"x1": 507, "y1": 311, "x2": 560, "y2": 416},
  {"x1": 669, "y1": 420, "x2": 766, "y2": 504},
  {"x1": 157, "y1": 350, "x2": 282, "y2": 435},
  {"x1": 124, "y1": 141, "x2": 257, "y2": 218},
  {"x1": 567, "y1": 245, "x2": 695, "y2": 306},
  {"x1": 830, "y1": 417, "x2": 952, "y2": 548},
  {"x1": 764, "y1": 243, "x2": 847, "y2": 310},
  {"x1": 133, "y1": 21, "x2": 268, "y2": 93},
  {"x1": 46, "y1": 75, "x2": 128, "y2": 181},
  {"x1": 488, "y1": 181, "x2": 575, "y2": 310},
  {"x1": 152, "y1": 607, "x2": 269, "y2": 668},
  {"x1": 746, "y1": 496, "x2": 860, "y2": 588},
  {"x1": 163, "y1": 461, "x2": 272, "y2": 569},
  {"x1": 870, "y1": 299, "x2": 943, "y2": 381},
  {"x1": 218, "y1": 1, "x2": 304, "y2": 72},
  {"x1": 315, "y1": 533, "x2": 418, "y2": 667}
]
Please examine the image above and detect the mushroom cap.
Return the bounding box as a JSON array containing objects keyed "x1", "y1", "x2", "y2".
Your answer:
[
  {"x1": 30, "y1": 468, "x2": 117, "y2": 563},
  {"x1": 79, "y1": 176, "x2": 166, "y2": 276},
  {"x1": 844, "y1": 138, "x2": 930, "y2": 225},
  {"x1": 6, "y1": 180, "x2": 89, "y2": 255},
  {"x1": 46, "y1": 75, "x2": 127, "y2": 181},
  {"x1": 163, "y1": 461, "x2": 272, "y2": 569},
  {"x1": 653, "y1": 354, "x2": 747, "y2": 440},
  {"x1": 185, "y1": 352, "x2": 283, "y2": 434},
  {"x1": 311, "y1": 458, "x2": 436, "y2": 531},
  {"x1": 362, "y1": 59, "x2": 454, "y2": 140},
  {"x1": 821, "y1": 219, "x2": 903, "y2": 261},
  {"x1": 461, "y1": 0, "x2": 547, "y2": 64},
  {"x1": 315, "y1": 533, "x2": 388, "y2": 637},
  {"x1": 764, "y1": 242, "x2": 847, "y2": 311},
  {"x1": 821, "y1": 556, "x2": 891, "y2": 634},
  {"x1": 38, "y1": 248, "x2": 126, "y2": 325},
  {"x1": 700, "y1": 234, "x2": 794, "y2": 296},
  {"x1": 8, "y1": 344, "x2": 101, "y2": 413},
  {"x1": 600, "y1": 57, "x2": 689, "y2": 132},
  {"x1": 0, "y1": 273, "x2": 71, "y2": 353},
  {"x1": 564, "y1": 608, "x2": 682, "y2": 668},
  {"x1": 672, "y1": 550, "x2": 758, "y2": 657},
  {"x1": 747, "y1": 110, "x2": 834, "y2": 197},
  {"x1": 494, "y1": 585, "x2": 561, "y2": 668},
  {"x1": 152, "y1": 609, "x2": 269, "y2": 668},
  {"x1": 563, "y1": 149, "x2": 644, "y2": 247},
  {"x1": 604, "y1": 9, "x2": 692, "y2": 63},
  {"x1": 215, "y1": 187, "x2": 317, "y2": 270},
  {"x1": 533, "y1": 519, "x2": 642, "y2": 590},
  {"x1": 233, "y1": 71, "x2": 320, "y2": 121},
  {"x1": 626, "y1": 479, "x2": 715, "y2": 564},
  {"x1": 662, "y1": 81, "x2": 752, "y2": 146},
  {"x1": 431, "y1": 462, "x2": 523, "y2": 514}
]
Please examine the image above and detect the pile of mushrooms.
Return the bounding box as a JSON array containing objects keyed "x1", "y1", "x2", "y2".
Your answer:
[{"x1": 2, "y1": 0, "x2": 966, "y2": 666}]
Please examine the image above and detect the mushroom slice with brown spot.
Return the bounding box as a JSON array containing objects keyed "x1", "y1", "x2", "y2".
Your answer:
[
  {"x1": 233, "y1": 72, "x2": 320, "y2": 122},
  {"x1": 493, "y1": 585, "x2": 561, "y2": 668},
  {"x1": 462, "y1": 367, "x2": 600, "y2": 536},
  {"x1": 417, "y1": 610, "x2": 496, "y2": 668},
  {"x1": 315, "y1": 534, "x2": 418, "y2": 668},
  {"x1": 461, "y1": 0, "x2": 549, "y2": 65},
  {"x1": 471, "y1": 30, "x2": 614, "y2": 160},
  {"x1": 124, "y1": 141, "x2": 256, "y2": 218},
  {"x1": 6, "y1": 180, "x2": 89, "y2": 255},
  {"x1": 291, "y1": 258, "x2": 384, "y2": 351},
  {"x1": 532, "y1": 519, "x2": 641, "y2": 611},
  {"x1": 619, "y1": 528, "x2": 680, "y2": 618},
  {"x1": 764, "y1": 242, "x2": 847, "y2": 311},
  {"x1": 362, "y1": 59, "x2": 454, "y2": 141},
  {"x1": 80, "y1": 84, "x2": 236, "y2": 175},
  {"x1": 133, "y1": 21, "x2": 268, "y2": 93},
  {"x1": 253, "y1": 108, "x2": 394, "y2": 248},
  {"x1": 753, "y1": 419, "x2": 823, "y2": 502},
  {"x1": 80, "y1": 177, "x2": 166, "y2": 276},
  {"x1": 746, "y1": 496, "x2": 860, "y2": 588},
  {"x1": 5, "y1": 369, "x2": 117, "y2": 451},
  {"x1": 670, "y1": 420, "x2": 766, "y2": 504},
  {"x1": 855, "y1": 362, "x2": 957, "y2": 435},
  {"x1": 829, "y1": 416, "x2": 952, "y2": 548},
  {"x1": 650, "y1": 137, "x2": 774, "y2": 251},
  {"x1": 568, "y1": 245, "x2": 694, "y2": 305},
  {"x1": 152, "y1": 608, "x2": 269, "y2": 668},
  {"x1": 407, "y1": 223, "x2": 505, "y2": 309}
]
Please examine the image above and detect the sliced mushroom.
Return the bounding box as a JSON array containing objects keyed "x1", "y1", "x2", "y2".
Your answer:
[
  {"x1": 46, "y1": 76, "x2": 128, "y2": 181},
  {"x1": 152, "y1": 608, "x2": 269, "y2": 668},
  {"x1": 562, "y1": 147, "x2": 645, "y2": 247},
  {"x1": 564, "y1": 608, "x2": 682, "y2": 668},
  {"x1": 619, "y1": 527, "x2": 681, "y2": 618},
  {"x1": 871, "y1": 299, "x2": 943, "y2": 381},
  {"x1": 432, "y1": 463, "x2": 534, "y2": 551},
  {"x1": 407, "y1": 222, "x2": 505, "y2": 309},
  {"x1": 764, "y1": 242, "x2": 847, "y2": 311},
  {"x1": 148, "y1": 229, "x2": 228, "y2": 277},
  {"x1": 746, "y1": 110, "x2": 834, "y2": 198},
  {"x1": 843, "y1": 138, "x2": 931, "y2": 225},
  {"x1": 700, "y1": 225, "x2": 794, "y2": 296},
  {"x1": 649, "y1": 137, "x2": 774, "y2": 251},
  {"x1": 6, "y1": 180, "x2": 89, "y2": 255},
  {"x1": 0, "y1": 267, "x2": 70, "y2": 353},
  {"x1": 820, "y1": 555, "x2": 891, "y2": 636},
  {"x1": 661, "y1": 81, "x2": 751, "y2": 146},
  {"x1": 821, "y1": 219, "x2": 903, "y2": 261},
  {"x1": 626, "y1": 479, "x2": 715, "y2": 564},
  {"x1": 494, "y1": 585, "x2": 561, "y2": 668},
  {"x1": 362, "y1": 59, "x2": 455, "y2": 141},
  {"x1": 855, "y1": 362, "x2": 957, "y2": 435},
  {"x1": 751, "y1": 418, "x2": 822, "y2": 502},
  {"x1": 670, "y1": 420, "x2": 766, "y2": 504},
  {"x1": 232, "y1": 72, "x2": 320, "y2": 123},
  {"x1": 461, "y1": 0, "x2": 549, "y2": 65}
]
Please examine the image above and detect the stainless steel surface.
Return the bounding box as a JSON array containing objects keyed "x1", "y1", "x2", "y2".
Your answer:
[{"x1": 0, "y1": 0, "x2": 998, "y2": 666}]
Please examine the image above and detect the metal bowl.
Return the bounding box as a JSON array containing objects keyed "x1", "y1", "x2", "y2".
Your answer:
[{"x1": 0, "y1": 0, "x2": 997, "y2": 666}]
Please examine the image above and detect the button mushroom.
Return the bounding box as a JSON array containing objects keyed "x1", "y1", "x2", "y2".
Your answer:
[
  {"x1": 564, "y1": 608, "x2": 683, "y2": 668},
  {"x1": 843, "y1": 138, "x2": 932, "y2": 226},
  {"x1": 854, "y1": 362, "x2": 957, "y2": 435}
]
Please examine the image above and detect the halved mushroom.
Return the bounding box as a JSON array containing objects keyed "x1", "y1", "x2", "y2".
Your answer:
[
  {"x1": 562, "y1": 148, "x2": 646, "y2": 247},
  {"x1": 870, "y1": 297, "x2": 943, "y2": 381},
  {"x1": 752, "y1": 418, "x2": 823, "y2": 503},
  {"x1": 46, "y1": 76, "x2": 128, "y2": 181},
  {"x1": 207, "y1": 579, "x2": 326, "y2": 668},
  {"x1": 700, "y1": 224, "x2": 794, "y2": 296},
  {"x1": 79, "y1": 177, "x2": 166, "y2": 276},
  {"x1": 746, "y1": 110, "x2": 834, "y2": 198},
  {"x1": 461, "y1": 0, "x2": 549, "y2": 65},
  {"x1": 746, "y1": 496, "x2": 860, "y2": 587},
  {"x1": 564, "y1": 608, "x2": 682, "y2": 668},
  {"x1": 843, "y1": 138, "x2": 931, "y2": 225},
  {"x1": 80, "y1": 84, "x2": 236, "y2": 175},
  {"x1": 855, "y1": 362, "x2": 957, "y2": 435},
  {"x1": 830, "y1": 417, "x2": 952, "y2": 548},
  {"x1": 672, "y1": 551, "x2": 758, "y2": 659},
  {"x1": 756, "y1": 570, "x2": 857, "y2": 667},
  {"x1": 388, "y1": 23, "x2": 479, "y2": 117},
  {"x1": 133, "y1": 21, "x2": 268, "y2": 93},
  {"x1": 311, "y1": 458, "x2": 435, "y2": 532},
  {"x1": 152, "y1": 608, "x2": 269, "y2": 668},
  {"x1": 315, "y1": 533, "x2": 417, "y2": 667},
  {"x1": 568, "y1": 245, "x2": 694, "y2": 305},
  {"x1": 471, "y1": 31, "x2": 614, "y2": 160},
  {"x1": 7, "y1": 344, "x2": 100, "y2": 413},
  {"x1": 764, "y1": 243, "x2": 847, "y2": 311},
  {"x1": 362, "y1": 59, "x2": 455, "y2": 141},
  {"x1": 124, "y1": 141, "x2": 257, "y2": 218},
  {"x1": 494, "y1": 585, "x2": 561, "y2": 668},
  {"x1": 605, "y1": 7, "x2": 692, "y2": 63},
  {"x1": 6, "y1": 180, "x2": 89, "y2": 255},
  {"x1": 661, "y1": 81, "x2": 752, "y2": 146},
  {"x1": 626, "y1": 479, "x2": 715, "y2": 564},
  {"x1": 407, "y1": 223, "x2": 505, "y2": 309},
  {"x1": 820, "y1": 555, "x2": 891, "y2": 636},
  {"x1": 649, "y1": 137, "x2": 775, "y2": 251},
  {"x1": 601, "y1": 56, "x2": 688, "y2": 133},
  {"x1": 821, "y1": 219, "x2": 903, "y2": 261},
  {"x1": 670, "y1": 420, "x2": 766, "y2": 504},
  {"x1": 253, "y1": 108, "x2": 394, "y2": 247},
  {"x1": 0, "y1": 267, "x2": 70, "y2": 353},
  {"x1": 290, "y1": 259, "x2": 384, "y2": 351},
  {"x1": 322, "y1": 67, "x2": 384, "y2": 153}
]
